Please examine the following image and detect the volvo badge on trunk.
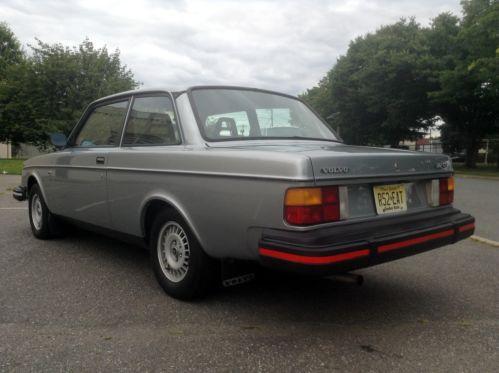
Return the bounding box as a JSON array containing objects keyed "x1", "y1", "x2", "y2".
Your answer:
[
  {"x1": 320, "y1": 166, "x2": 350, "y2": 175},
  {"x1": 436, "y1": 160, "x2": 450, "y2": 169}
]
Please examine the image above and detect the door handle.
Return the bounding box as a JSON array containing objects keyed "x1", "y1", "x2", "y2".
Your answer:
[{"x1": 96, "y1": 156, "x2": 105, "y2": 165}]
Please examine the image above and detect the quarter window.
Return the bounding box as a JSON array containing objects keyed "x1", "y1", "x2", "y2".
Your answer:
[
  {"x1": 75, "y1": 100, "x2": 129, "y2": 147},
  {"x1": 123, "y1": 96, "x2": 180, "y2": 145}
]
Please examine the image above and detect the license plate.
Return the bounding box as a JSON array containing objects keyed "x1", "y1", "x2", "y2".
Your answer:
[{"x1": 373, "y1": 184, "x2": 407, "y2": 215}]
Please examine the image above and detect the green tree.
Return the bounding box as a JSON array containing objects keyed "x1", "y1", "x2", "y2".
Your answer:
[
  {"x1": 0, "y1": 37, "x2": 139, "y2": 147},
  {"x1": 300, "y1": 76, "x2": 334, "y2": 120},
  {"x1": 428, "y1": 0, "x2": 499, "y2": 167},
  {"x1": 302, "y1": 19, "x2": 435, "y2": 146},
  {"x1": 0, "y1": 22, "x2": 23, "y2": 79}
]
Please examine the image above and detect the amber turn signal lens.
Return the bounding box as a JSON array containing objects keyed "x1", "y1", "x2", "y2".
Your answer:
[
  {"x1": 439, "y1": 177, "x2": 454, "y2": 205},
  {"x1": 284, "y1": 187, "x2": 322, "y2": 206},
  {"x1": 447, "y1": 176, "x2": 455, "y2": 191}
]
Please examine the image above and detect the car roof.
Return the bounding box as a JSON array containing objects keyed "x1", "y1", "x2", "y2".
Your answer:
[
  {"x1": 91, "y1": 85, "x2": 298, "y2": 106},
  {"x1": 91, "y1": 88, "x2": 178, "y2": 105}
]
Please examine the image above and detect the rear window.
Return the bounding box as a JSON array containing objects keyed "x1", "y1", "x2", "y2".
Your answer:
[{"x1": 190, "y1": 88, "x2": 337, "y2": 142}]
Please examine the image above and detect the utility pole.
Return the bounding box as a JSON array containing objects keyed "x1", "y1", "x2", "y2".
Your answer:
[
  {"x1": 484, "y1": 139, "x2": 489, "y2": 165},
  {"x1": 326, "y1": 112, "x2": 340, "y2": 137}
]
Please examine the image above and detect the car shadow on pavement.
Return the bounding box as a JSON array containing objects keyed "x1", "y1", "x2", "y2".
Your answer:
[
  {"x1": 56, "y1": 226, "x2": 449, "y2": 328},
  {"x1": 212, "y1": 272, "x2": 443, "y2": 325}
]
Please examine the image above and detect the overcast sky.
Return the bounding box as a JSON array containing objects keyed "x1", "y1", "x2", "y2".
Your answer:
[{"x1": 1, "y1": 0, "x2": 462, "y2": 95}]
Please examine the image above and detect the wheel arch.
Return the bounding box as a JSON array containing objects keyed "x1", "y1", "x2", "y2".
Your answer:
[
  {"x1": 140, "y1": 195, "x2": 205, "y2": 249},
  {"x1": 26, "y1": 172, "x2": 50, "y2": 208}
]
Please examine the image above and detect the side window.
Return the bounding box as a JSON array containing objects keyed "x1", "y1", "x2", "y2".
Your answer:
[
  {"x1": 74, "y1": 100, "x2": 129, "y2": 147},
  {"x1": 205, "y1": 111, "x2": 250, "y2": 138},
  {"x1": 123, "y1": 96, "x2": 180, "y2": 146}
]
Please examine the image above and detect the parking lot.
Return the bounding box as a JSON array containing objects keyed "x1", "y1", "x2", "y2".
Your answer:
[{"x1": 0, "y1": 174, "x2": 497, "y2": 372}]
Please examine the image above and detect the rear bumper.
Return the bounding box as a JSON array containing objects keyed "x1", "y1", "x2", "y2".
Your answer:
[
  {"x1": 258, "y1": 207, "x2": 475, "y2": 275},
  {"x1": 12, "y1": 185, "x2": 27, "y2": 201}
]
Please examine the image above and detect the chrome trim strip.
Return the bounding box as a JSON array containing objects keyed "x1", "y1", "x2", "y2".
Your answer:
[
  {"x1": 21, "y1": 165, "x2": 313, "y2": 181},
  {"x1": 21, "y1": 165, "x2": 451, "y2": 182},
  {"x1": 107, "y1": 167, "x2": 311, "y2": 181}
]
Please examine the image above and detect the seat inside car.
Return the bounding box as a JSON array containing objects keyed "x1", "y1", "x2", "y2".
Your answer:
[{"x1": 207, "y1": 117, "x2": 239, "y2": 138}]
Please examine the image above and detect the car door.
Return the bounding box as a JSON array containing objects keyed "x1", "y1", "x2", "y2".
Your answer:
[
  {"x1": 107, "y1": 94, "x2": 183, "y2": 235},
  {"x1": 50, "y1": 98, "x2": 130, "y2": 228}
]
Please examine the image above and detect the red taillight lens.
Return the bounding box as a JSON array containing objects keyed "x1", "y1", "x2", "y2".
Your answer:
[
  {"x1": 284, "y1": 186, "x2": 340, "y2": 225},
  {"x1": 322, "y1": 186, "x2": 340, "y2": 221},
  {"x1": 439, "y1": 177, "x2": 454, "y2": 205},
  {"x1": 284, "y1": 205, "x2": 324, "y2": 225}
]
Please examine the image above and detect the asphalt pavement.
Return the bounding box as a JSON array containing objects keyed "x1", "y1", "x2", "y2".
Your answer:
[
  {"x1": 0, "y1": 174, "x2": 498, "y2": 372},
  {"x1": 453, "y1": 176, "x2": 499, "y2": 242}
]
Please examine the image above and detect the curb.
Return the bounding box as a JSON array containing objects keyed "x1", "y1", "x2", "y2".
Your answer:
[
  {"x1": 470, "y1": 235, "x2": 499, "y2": 248},
  {"x1": 454, "y1": 173, "x2": 499, "y2": 181}
]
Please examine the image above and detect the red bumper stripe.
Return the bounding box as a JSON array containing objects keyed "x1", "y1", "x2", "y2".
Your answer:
[
  {"x1": 259, "y1": 247, "x2": 370, "y2": 265},
  {"x1": 260, "y1": 223, "x2": 475, "y2": 265},
  {"x1": 458, "y1": 223, "x2": 475, "y2": 232},
  {"x1": 377, "y1": 229, "x2": 454, "y2": 253}
]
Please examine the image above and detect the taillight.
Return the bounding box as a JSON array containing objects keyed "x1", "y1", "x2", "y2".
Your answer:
[
  {"x1": 428, "y1": 177, "x2": 454, "y2": 206},
  {"x1": 284, "y1": 186, "x2": 340, "y2": 225},
  {"x1": 439, "y1": 177, "x2": 454, "y2": 205}
]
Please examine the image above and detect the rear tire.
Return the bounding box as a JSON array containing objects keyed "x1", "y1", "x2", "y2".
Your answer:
[
  {"x1": 150, "y1": 210, "x2": 218, "y2": 300},
  {"x1": 28, "y1": 184, "x2": 63, "y2": 239}
]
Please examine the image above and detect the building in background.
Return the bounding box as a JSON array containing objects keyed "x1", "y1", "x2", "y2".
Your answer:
[
  {"x1": 0, "y1": 142, "x2": 12, "y2": 158},
  {"x1": 399, "y1": 137, "x2": 443, "y2": 154},
  {"x1": 416, "y1": 138, "x2": 443, "y2": 153},
  {"x1": 0, "y1": 142, "x2": 47, "y2": 159}
]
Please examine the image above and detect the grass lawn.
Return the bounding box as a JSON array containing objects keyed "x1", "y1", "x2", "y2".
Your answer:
[
  {"x1": 453, "y1": 163, "x2": 499, "y2": 178},
  {"x1": 0, "y1": 159, "x2": 25, "y2": 175}
]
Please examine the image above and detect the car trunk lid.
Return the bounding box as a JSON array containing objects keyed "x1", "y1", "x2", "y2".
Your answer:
[
  {"x1": 209, "y1": 141, "x2": 452, "y2": 181},
  {"x1": 304, "y1": 143, "x2": 451, "y2": 181}
]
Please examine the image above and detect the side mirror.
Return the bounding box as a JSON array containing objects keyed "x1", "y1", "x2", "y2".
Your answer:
[{"x1": 49, "y1": 133, "x2": 67, "y2": 149}]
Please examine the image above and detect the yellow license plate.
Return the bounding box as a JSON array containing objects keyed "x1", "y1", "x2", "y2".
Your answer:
[{"x1": 373, "y1": 184, "x2": 407, "y2": 215}]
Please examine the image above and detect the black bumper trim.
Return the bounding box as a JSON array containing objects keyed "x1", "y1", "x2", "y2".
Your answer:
[
  {"x1": 259, "y1": 209, "x2": 474, "y2": 275},
  {"x1": 12, "y1": 185, "x2": 27, "y2": 201}
]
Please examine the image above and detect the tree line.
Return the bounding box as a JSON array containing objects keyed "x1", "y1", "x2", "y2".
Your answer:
[
  {"x1": 1, "y1": 1, "x2": 497, "y2": 167},
  {"x1": 0, "y1": 23, "x2": 139, "y2": 149},
  {"x1": 301, "y1": 0, "x2": 498, "y2": 167}
]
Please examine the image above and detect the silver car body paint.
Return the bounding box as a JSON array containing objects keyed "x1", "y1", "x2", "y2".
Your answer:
[{"x1": 20, "y1": 87, "x2": 453, "y2": 260}]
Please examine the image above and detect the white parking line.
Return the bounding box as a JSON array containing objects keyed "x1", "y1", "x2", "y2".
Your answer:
[
  {"x1": 0, "y1": 207, "x2": 27, "y2": 210},
  {"x1": 471, "y1": 235, "x2": 499, "y2": 248}
]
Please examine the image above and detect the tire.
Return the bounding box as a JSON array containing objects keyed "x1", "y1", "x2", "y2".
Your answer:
[
  {"x1": 28, "y1": 184, "x2": 62, "y2": 239},
  {"x1": 150, "y1": 210, "x2": 218, "y2": 300}
]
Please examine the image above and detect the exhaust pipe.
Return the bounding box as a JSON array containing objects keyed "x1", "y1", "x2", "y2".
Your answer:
[{"x1": 328, "y1": 273, "x2": 364, "y2": 286}]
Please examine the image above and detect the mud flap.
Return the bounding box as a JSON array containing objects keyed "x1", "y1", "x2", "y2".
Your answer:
[{"x1": 220, "y1": 259, "x2": 257, "y2": 288}]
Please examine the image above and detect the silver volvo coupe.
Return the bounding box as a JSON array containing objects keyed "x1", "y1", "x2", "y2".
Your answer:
[{"x1": 13, "y1": 86, "x2": 475, "y2": 299}]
